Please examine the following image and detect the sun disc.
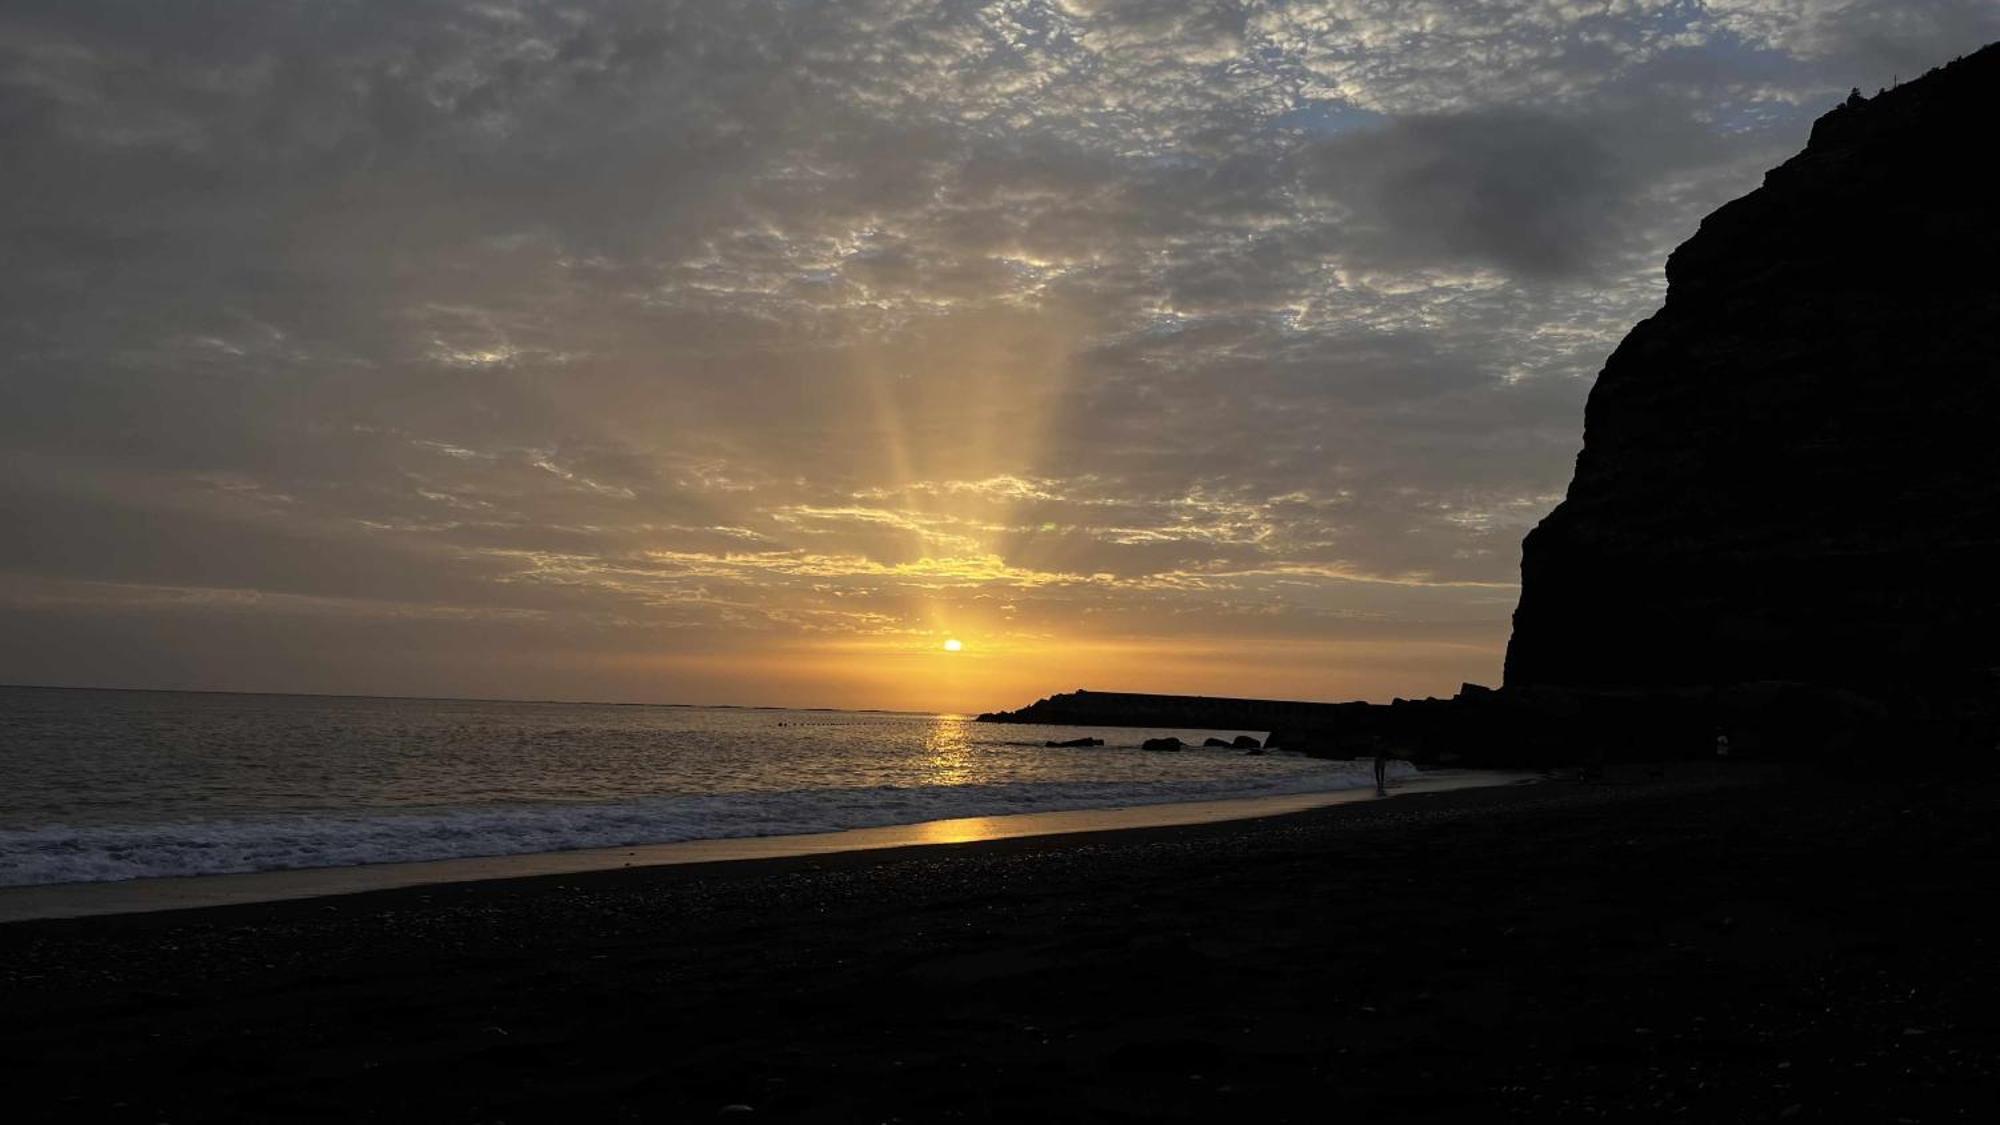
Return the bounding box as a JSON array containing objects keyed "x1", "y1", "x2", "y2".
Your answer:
[{"x1": 942, "y1": 638, "x2": 963, "y2": 652}]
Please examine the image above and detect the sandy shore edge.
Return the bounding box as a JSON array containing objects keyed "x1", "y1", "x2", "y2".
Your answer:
[
  {"x1": 0, "y1": 769, "x2": 1533, "y2": 923},
  {"x1": 15, "y1": 764, "x2": 1990, "y2": 1123}
]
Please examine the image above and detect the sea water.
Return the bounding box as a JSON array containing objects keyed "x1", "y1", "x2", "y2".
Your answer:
[{"x1": 0, "y1": 685, "x2": 1412, "y2": 887}]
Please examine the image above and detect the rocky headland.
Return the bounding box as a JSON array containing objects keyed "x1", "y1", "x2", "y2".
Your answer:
[
  {"x1": 984, "y1": 45, "x2": 2000, "y2": 765},
  {"x1": 1505, "y1": 44, "x2": 2000, "y2": 710},
  {"x1": 978, "y1": 689, "x2": 1365, "y2": 733}
]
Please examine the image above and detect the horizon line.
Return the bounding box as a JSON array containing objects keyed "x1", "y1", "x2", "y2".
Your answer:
[{"x1": 0, "y1": 681, "x2": 943, "y2": 718}]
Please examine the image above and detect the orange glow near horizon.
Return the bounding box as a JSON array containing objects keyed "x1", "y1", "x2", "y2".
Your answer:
[
  {"x1": 9, "y1": 3, "x2": 1905, "y2": 717},
  {"x1": 621, "y1": 627, "x2": 1508, "y2": 717}
]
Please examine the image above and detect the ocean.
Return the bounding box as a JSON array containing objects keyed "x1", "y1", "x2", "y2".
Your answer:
[{"x1": 0, "y1": 686, "x2": 1408, "y2": 887}]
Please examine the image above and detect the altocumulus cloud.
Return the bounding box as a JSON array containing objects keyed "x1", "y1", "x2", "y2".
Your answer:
[{"x1": 1, "y1": 0, "x2": 1993, "y2": 706}]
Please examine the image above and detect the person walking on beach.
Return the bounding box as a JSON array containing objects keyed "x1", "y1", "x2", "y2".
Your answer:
[{"x1": 1374, "y1": 745, "x2": 1389, "y2": 796}]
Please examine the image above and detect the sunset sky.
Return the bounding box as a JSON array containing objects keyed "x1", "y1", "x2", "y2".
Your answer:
[{"x1": 2, "y1": 2, "x2": 1993, "y2": 713}]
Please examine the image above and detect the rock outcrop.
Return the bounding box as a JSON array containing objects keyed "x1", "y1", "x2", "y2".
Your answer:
[
  {"x1": 1506, "y1": 46, "x2": 2000, "y2": 709},
  {"x1": 977, "y1": 689, "x2": 1362, "y2": 734}
]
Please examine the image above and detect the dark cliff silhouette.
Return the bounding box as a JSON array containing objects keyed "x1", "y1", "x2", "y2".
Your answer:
[
  {"x1": 982, "y1": 46, "x2": 2000, "y2": 761},
  {"x1": 1506, "y1": 44, "x2": 2000, "y2": 707}
]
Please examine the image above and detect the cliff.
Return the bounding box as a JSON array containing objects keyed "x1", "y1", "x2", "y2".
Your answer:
[
  {"x1": 1505, "y1": 45, "x2": 2000, "y2": 705},
  {"x1": 981, "y1": 48, "x2": 1999, "y2": 763}
]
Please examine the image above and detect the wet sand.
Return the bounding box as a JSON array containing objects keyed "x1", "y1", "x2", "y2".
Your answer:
[
  {"x1": 3, "y1": 763, "x2": 1995, "y2": 1122},
  {"x1": 0, "y1": 770, "x2": 1523, "y2": 923}
]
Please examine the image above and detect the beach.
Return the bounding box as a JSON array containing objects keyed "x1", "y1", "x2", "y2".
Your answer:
[
  {"x1": 4, "y1": 763, "x2": 1994, "y2": 1122},
  {"x1": 0, "y1": 688, "x2": 1409, "y2": 891}
]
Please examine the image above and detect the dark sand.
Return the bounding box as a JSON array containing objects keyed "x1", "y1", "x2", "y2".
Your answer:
[{"x1": 3, "y1": 765, "x2": 1995, "y2": 1122}]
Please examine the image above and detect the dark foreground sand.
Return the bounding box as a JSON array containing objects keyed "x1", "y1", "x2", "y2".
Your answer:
[{"x1": 3, "y1": 765, "x2": 1995, "y2": 1123}]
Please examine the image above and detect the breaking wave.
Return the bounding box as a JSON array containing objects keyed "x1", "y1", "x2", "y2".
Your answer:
[{"x1": 0, "y1": 763, "x2": 1416, "y2": 887}]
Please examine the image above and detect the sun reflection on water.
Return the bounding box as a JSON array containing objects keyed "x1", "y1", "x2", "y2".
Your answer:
[{"x1": 919, "y1": 714, "x2": 987, "y2": 787}]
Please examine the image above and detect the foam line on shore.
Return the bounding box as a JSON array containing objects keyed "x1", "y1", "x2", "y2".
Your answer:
[
  {"x1": 0, "y1": 761, "x2": 1424, "y2": 888},
  {"x1": 0, "y1": 771, "x2": 1531, "y2": 923}
]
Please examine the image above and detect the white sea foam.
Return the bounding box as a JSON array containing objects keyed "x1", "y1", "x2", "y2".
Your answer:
[
  {"x1": 0, "y1": 764, "x2": 1417, "y2": 887},
  {"x1": 0, "y1": 688, "x2": 1424, "y2": 888}
]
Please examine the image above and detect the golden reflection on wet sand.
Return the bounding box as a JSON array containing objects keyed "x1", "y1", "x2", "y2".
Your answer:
[
  {"x1": 908, "y1": 815, "x2": 1017, "y2": 846},
  {"x1": 0, "y1": 773, "x2": 1531, "y2": 923}
]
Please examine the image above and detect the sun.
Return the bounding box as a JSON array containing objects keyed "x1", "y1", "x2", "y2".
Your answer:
[{"x1": 941, "y1": 638, "x2": 964, "y2": 652}]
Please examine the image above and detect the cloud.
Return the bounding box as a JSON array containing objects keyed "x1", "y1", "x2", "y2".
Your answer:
[
  {"x1": 1710, "y1": 1, "x2": 1999, "y2": 79},
  {"x1": 0, "y1": 0, "x2": 1993, "y2": 706},
  {"x1": 1300, "y1": 111, "x2": 1635, "y2": 279}
]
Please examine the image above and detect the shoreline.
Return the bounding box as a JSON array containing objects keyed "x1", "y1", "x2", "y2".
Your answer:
[
  {"x1": 7, "y1": 763, "x2": 1993, "y2": 1122},
  {"x1": 0, "y1": 769, "x2": 1531, "y2": 923}
]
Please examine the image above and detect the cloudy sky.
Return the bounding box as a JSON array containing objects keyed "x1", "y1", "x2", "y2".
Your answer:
[{"x1": 2, "y1": 2, "x2": 1992, "y2": 712}]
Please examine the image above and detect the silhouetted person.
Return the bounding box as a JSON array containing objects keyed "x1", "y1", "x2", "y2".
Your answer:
[
  {"x1": 1373, "y1": 746, "x2": 1389, "y2": 795},
  {"x1": 1583, "y1": 739, "x2": 1606, "y2": 781}
]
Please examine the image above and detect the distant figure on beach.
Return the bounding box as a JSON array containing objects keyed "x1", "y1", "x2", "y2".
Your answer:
[{"x1": 1374, "y1": 746, "x2": 1389, "y2": 795}]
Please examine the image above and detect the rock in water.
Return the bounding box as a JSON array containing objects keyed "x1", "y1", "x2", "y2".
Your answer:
[
  {"x1": 1141, "y1": 737, "x2": 1185, "y2": 752},
  {"x1": 1505, "y1": 46, "x2": 2000, "y2": 708}
]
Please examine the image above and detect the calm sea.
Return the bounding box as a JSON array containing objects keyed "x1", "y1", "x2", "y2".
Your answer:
[{"x1": 0, "y1": 686, "x2": 1403, "y2": 887}]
